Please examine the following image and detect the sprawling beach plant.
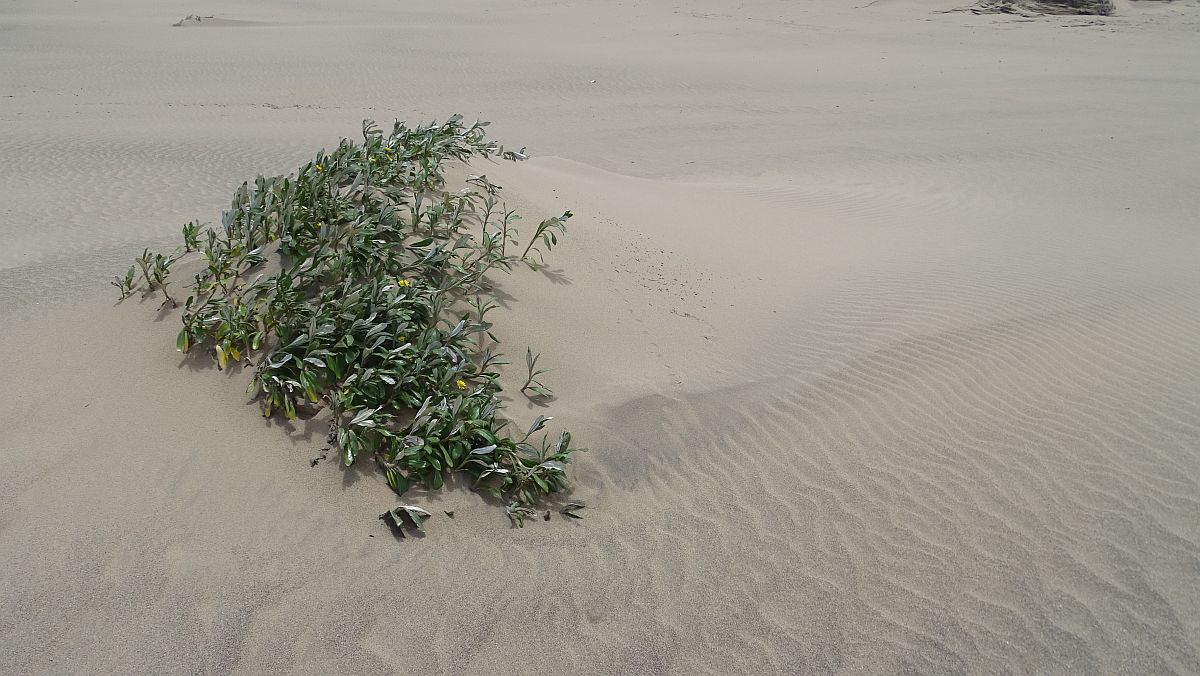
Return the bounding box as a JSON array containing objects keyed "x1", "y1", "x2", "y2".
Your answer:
[
  {"x1": 968, "y1": 0, "x2": 1113, "y2": 15},
  {"x1": 117, "y1": 116, "x2": 582, "y2": 533}
]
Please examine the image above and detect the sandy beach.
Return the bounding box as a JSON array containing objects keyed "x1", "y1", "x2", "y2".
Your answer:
[{"x1": 2, "y1": 0, "x2": 1199, "y2": 672}]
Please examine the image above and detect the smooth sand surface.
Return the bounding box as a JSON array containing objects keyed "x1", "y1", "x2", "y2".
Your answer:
[{"x1": 3, "y1": 0, "x2": 1200, "y2": 672}]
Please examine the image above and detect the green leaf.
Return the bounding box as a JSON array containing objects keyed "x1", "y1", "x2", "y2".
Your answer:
[
  {"x1": 385, "y1": 469, "x2": 409, "y2": 495},
  {"x1": 397, "y1": 504, "x2": 432, "y2": 530},
  {"x1": 526, "y1": 415, "x2": 552, "y2": 436}
]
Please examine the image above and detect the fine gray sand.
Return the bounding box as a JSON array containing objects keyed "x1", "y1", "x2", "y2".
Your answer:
[{"x1": 2, "y1": 0, "x2": 1199, "y2": 672}]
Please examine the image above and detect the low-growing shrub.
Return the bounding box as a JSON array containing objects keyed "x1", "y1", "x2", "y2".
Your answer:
[
  {"x1": 970, "y1": 0, "x2": 1114, "y2": 15},
  {"x1": 116, "y1": 116, "x2": 583, "y2": 533}
]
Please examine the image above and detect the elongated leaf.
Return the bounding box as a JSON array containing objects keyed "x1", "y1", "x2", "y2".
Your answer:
[
  {"x1": 394, "y1": 505, "x2": 432, "y2": 531},
  {"x1": 526, "y1": 415, "x2": 552, "y2": 436}
]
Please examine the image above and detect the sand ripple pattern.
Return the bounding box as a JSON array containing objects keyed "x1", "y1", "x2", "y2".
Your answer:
[
  {"x1": 3, "y1": 0, "x2": 1200, "y2": 671},
  {"x1": 578, "y1": 265, "x2": 1200, "y2": 673}
]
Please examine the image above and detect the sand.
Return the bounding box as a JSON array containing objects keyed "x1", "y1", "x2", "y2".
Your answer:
[{"x1": 2, "y1": 0, "x2": 1200, "y2": 672}]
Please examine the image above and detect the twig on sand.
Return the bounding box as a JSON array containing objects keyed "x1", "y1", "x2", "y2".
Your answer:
[{"x1": 172, "y1": 14, "x2": 216, "y2": 27}]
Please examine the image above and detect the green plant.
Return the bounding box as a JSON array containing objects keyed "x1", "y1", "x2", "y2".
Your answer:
[
  {"x1": 505, "y1": 503, "x2": 540, "y2": 528},
  {"x1": 111, "y1": 265, "x2": 137, "y2": 300},
  {"x1": 521, "y1": 347, "x2": 554, "y2": 398},
  {"x1": 135, "y1": 248, "x2": 178, "y2": 308},
  {"x1": 181, "y1": 220, "x2": 202, "y2": 252},
  {"x1": 520, "y1": 211, "x2": 572, "y2": 270},
  {"x1": 120, "y1": 115, "x2": 582, "y2": 533},
  {"x1": 379, "y1": 504, "x2": 433, "y2": 538}
]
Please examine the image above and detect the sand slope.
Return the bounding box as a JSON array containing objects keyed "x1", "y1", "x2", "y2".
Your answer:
[{"x1": 2, "y1": 0, "x2": 1199, "y2": 673}]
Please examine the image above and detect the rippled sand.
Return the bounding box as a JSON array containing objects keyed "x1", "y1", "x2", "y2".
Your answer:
[{"x1": 2, "y1": 0, "x2": 1199, "y2": 672}]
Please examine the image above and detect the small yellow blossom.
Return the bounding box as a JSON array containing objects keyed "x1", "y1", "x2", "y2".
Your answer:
[
  {"x1": 313, "y1": 163, "x2": 322, "y2": 171},
  {"x1": 455, "y1": 379, "x2": 467, "y2": 391},
  {"x1": 396, "y1": 279, "x2": 412, "y2": 288},
  {"x1": 397, "y1": 335, "x2": 406, "y2": 342}
]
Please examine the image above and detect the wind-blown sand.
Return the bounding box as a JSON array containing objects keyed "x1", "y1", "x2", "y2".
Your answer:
[{"x1": 2, "y1": 0, "x2": 1199, "y2": 672}]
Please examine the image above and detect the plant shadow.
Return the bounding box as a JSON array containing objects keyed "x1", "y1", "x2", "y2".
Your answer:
[
  {"x1": 177, "y1": 349, "x2": 249, "y2": 375},
  {"x1": 339, "y1": 452, "x2": 376, "y2": 489},
  {"x1": 134, "y1": 290, "x2": 179, "y2": 322},
  {"x1": 487, "y1": 282, "x2": 518, "y2": 310},
  {"x1": 520, "y1": 392, "x2": 556, "y2": 409},
  {"x1": 275, "y1": 410, "x2": 328, "y2": 446},
  {"x1": 398, "y1": 472, "x2": 462, "y2": 508},
  {"x1": 537, "y1": 266, "x2": 572, "y2": 286},
  {"x1": 454, "y1": 471, "x2": 584, "y2": 529}
]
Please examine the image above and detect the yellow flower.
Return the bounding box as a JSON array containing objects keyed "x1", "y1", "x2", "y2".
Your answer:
[
  {"x1": 396, "y1": 279, "x2": 411, "y2": 288},
  {"x1": 397, "y1": 335, "x2": 406, "y2": 342},
  {"x1": 455, "y1": 379, "x2": 467, "y2": 391},
  {"x1": 313, "y1": 163, "x2": 322, "y2": 171}
]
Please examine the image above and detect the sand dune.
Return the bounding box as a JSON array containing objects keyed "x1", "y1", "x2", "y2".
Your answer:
[{"x1": 2, "y1": 0, "x2": 1199, "y2": 672}]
